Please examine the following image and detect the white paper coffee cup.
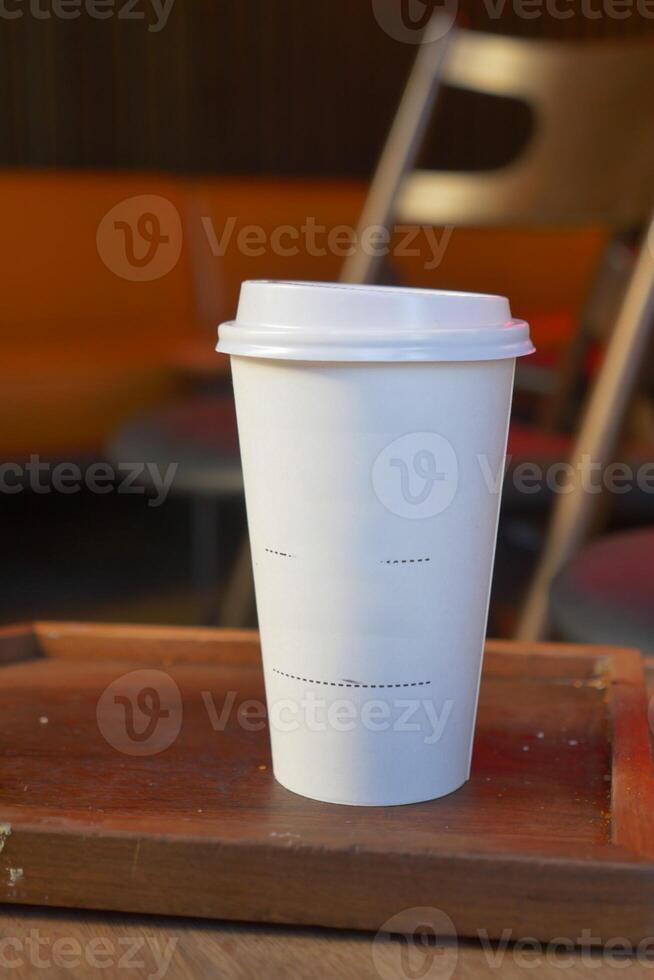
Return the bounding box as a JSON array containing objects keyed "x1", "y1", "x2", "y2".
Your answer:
[{"x1": 218, "y1": 281, "x2": 533, "y2": 806}]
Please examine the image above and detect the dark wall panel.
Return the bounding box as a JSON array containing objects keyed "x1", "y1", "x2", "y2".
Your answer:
[{"x1": 1, "y1": 0, "x2": 653, "y2": 175}]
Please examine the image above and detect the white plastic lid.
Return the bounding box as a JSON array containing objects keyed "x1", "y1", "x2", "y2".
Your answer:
[{"x1": 217, "y1": 280, "x2": 534, "y2": 362}]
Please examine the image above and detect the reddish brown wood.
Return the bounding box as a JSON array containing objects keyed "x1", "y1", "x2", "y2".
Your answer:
[
  {"x1": 609, "y1": 649, "x2": 654, "y2": 859},
  {"x1": 0, "y1": 623, "x2": 42, "y2": 665},
  {"x1": 1, "y1": 624, "x2": 653, "y2": 942},
  {"x1": 33, "y1": 621, "x2": 262, "y2": 666}
]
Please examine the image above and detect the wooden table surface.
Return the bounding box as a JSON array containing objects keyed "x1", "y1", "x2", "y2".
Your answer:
[
  {"x1": 3, "y1": 625, "x2": 654, "y2": 976},
  {"x1": 3, "y1": 906, "x2": 653, "y2": 979}
]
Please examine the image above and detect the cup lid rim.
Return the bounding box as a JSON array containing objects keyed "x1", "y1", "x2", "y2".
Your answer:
[{"x1": 216, "y1": 280, "x2": 535, "y2": 362}]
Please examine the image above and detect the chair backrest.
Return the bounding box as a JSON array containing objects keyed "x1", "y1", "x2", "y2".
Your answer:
[{"x1": 397, "y1": 32, "x2": 654, "y2": 229}]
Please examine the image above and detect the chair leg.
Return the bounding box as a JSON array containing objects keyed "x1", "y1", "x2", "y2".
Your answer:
[
  {"x1": 539, "y1": 237, "x2": 632, "y2": 432},
  {"x1": 219, "y1": 533, "x2": 256, "y2": 628},
  {"x1": 517, "y1": 214, "x2": 654, "y2": 641},
  {"x1": 190, "y1": 496, "x2": 222, "y2": 624},
  {"x1": 339, "y1": 15, "x2": 454, "y2": 285}
]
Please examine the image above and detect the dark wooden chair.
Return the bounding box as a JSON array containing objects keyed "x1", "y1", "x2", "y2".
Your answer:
[
  {"x1": 550, "y1": 528, "x2": 654, "y2": 654},
  {"x1": 340, "y1": 20, "x2": 654, "y2": 639}
]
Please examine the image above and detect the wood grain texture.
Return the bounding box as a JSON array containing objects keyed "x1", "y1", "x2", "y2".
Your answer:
[
  {"x1": 1, "y1": 624, "x2": 653, "y2": 943},
  {"x1": 33, "y1": 621, "x2": 262, "y2": 666},
  {"x1": 609, "y1": 649, "x2": 654, "y2": 859},
  {"x1": 4, "y1": 907, "x2": 648, "y2": 980}
]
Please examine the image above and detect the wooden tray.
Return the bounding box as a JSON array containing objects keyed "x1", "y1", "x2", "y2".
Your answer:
[{"x1": 1, "y1": 622, "x2": 654, "y2": 942}]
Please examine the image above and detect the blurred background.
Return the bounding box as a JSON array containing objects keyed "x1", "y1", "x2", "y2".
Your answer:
[{"x1": 2, "y1": 0, "x2": 654, "y2": 645}]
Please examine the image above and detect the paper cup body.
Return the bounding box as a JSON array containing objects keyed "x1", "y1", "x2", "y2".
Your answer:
[{"x1": 219, "y1": 282, "x2": 533, "y2": 806}]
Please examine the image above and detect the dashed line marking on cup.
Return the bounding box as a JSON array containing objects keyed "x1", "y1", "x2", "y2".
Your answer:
[
  {"x1": 380, "y1": 558, "x2": 431, "y2": 565},
  {"x1": 273, "y1": 669, "x2": 431, "y2": 689},
  {"x1": 265, "y1": 551, "x2": 432, "y2": 564}
]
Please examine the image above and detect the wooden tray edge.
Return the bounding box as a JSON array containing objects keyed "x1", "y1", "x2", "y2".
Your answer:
[
  {"x1": 1, "y1": 621, "x2": 642, "y2": 668},
  {"x1": 32, "y1": 621, "x2": 262, "y2": 666},
  {"x1": 2, "y1": 826, "x2": 654, "y2": 942}
]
